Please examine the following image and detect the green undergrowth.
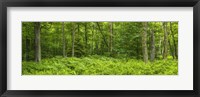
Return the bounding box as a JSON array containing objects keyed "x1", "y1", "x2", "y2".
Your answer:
[{"x1": 22, "y1": 55, "x2": 178, "y2": 75}]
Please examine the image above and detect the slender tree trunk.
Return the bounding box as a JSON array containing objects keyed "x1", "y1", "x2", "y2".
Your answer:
[
  {"x1": 150, "y1": 30, "x2": 155, "y2": 61},
  {"x1": 170, "y1": 22, "x2": 178, "y2": 59},
  {"x1": 25, "y1": 36, "x2": 27, "y2": 61},
  {"x1": 95, "y1": 24, "x2": 99, "y2": 54},
  {"x1": 72, "y1": 23, "x2": 75, "y2": 57},
  {"x1": 29, "y1": 37, "x2": 32, "y2": 60},
  {"x1": 167, "y1": 24, "x2": 174, "y2": 59},
  {"x1": 34, "y1": 22, "x2": 41, "y2": 62},
  {"x1": 142, "y1": 22, "x2": 148, "y2": 63},
  {"x1": 96, "y1": 40, "x2": 99, "y2": 54},
  {"x1": 96, "y1": 22, "x2": 109, "y2": 48},
  {"x1": 25, "y1": 25, "x2": 29, "y2": 61},
  {"x1": 112, "y1": 23, "x2": 115, "y2": 55},
  {"x1": 62, "y1": 22, "x2": 66, "y2": 57},
  {"x1": 136, "y1": 37, "x2": 139, "y2": 59},
  {"x1": 92, "y1": 24, "x2": 95, "y2": 54},
  {"x1": 163, "y1": 22, "x2": 168, "y2": 60},
  {"x1": 158, "y1": 36, "x2": 161, "y2": 57},
  {"x1": 168, "y1": 39, "x2": 174, "y2": 59},
  {"x1": 77, "y1": 24, "x2": 80, "y2": 44},
  {"x1": 85, "y1": 23, "x2": 88, "y2": 55},
  {"x1": 109, "y1": 22, "x2": 113, "y2": 54},
  {"x1": 26, "y1": 36, "x2": 30, "y2": 61}
]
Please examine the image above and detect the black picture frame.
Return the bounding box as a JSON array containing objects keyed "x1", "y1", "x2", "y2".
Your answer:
[{"x1": 0, "y1": 0, "x2": 200, "y2": 97}]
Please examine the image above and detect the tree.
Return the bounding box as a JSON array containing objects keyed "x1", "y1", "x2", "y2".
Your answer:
[
  {"x1": 62, "y1": 22, "x2": 66, "y2": 57},
  {"x1": 96, "y1": 22, "x2": 109, "y2": 48},
  {"x1": 170, "y1": 22, "x2": 178, "y2": 59},
  {"x1": 168, "y1": 24, "x2": 174, "y2": 59},
  {"x1": 85, "y1": 23, "x2": 88, "y2": 55},
  {"x1": 22, "y1": 22, "x2": 178, "y2": 64},
  {"x1": 142, "y1": 22, "x2": 148, "y2": 63},
  {"x1": 109, "y1": 22, "x2": 113, "y2": 54},
  {"x1": 91, "y1": 23, "x2": 95, "y2": 54},
  {"x1": 34, "y1": 22, "x2": 41, "y2": 62},
  {"x1": 150, "y1": 28, "x2": 155, "y2": 61},
  {"x1": 163, "y1": 22, "x2": 168, "y2": 60},
  {"x1": 72, "y1": 23, "x2": 75, "y2": 57}
]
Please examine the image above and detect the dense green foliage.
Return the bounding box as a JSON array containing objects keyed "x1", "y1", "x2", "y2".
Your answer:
[
  {"x1": 22, "y1": 22, "x2": 178, "y2": 75},
  {"x1": 22, "y1": 55, "x2": 178, "y2": 75}
]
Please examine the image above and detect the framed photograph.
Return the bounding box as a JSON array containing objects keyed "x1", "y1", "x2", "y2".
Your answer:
[{"x1": 0, "y1": 0, "x2": 200, "y2": 97}]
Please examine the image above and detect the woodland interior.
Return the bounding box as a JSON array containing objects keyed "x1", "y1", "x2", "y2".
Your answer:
[{"x1": 22, "y1": 22, "x2": 178, "y2": 75}]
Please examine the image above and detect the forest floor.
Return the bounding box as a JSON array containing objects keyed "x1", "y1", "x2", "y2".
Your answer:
[{"x1": 22, "y1": 55, "x2": 178, "y2": 75}]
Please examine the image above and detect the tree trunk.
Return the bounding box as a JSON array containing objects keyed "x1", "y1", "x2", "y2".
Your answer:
[
  {"x1": 142, "y1": 22, "x2": 148, "y2": 63},
  {"x1": 62, "y1": 22, "x2": 66, "y2": 57},
  {"x1": 109, "y1": 22, "x2": 113, "y2": 54},
  {"x1": 26, "y1": 36, "x2": 30, "y2": 61},
  {"x1": 170, "y1": 22, "x2": 178, "y2": 59},
  {"x1": 136, "y1": 37, "x2": 139, "y2": 59},
  {"x1": 168, "y1": 39, "x2": 174, "y2": 59},
  {"x1": 150, "y1": 30, "x2": 155, "y2": 61},
  {"x1": 167, "y1": 25, "x2": 174, "y2": 59},
  {"x1": 72, "y1": 23, "x2": 75, "y2": 57},
  {"x1": 163, "y1": 22, "x2": 168, "y2": 60},
  {"x1": 77, "y1": 24, "x2": 80, "y2": 44},
  {"x1": 96, "y1": 22, "x2": 109, "y2": 48},
  {"x1": 34, "y1": 22, "x2": 41, "y2": 62},
  {"x1": 29, "y1": 36, "x2": 32, "y2": 60},
  {"x1": 92, "y1": 24, "x2": 95, "y2": 54},
  {"x1": 85, "y1": 23, "x2": 88, "y2": 55}
]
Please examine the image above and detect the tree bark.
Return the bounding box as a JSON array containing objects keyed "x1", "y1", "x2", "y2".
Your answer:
[
  {"x1": 25, "y1": 25, "x2": 29, "y2": 61},
  {"x1": 163, "y1": 22, "x2": 168, "y2": 60},
  {"x1": 170, "y1": 22, "x2": 178, "y2": 59},
  {"x1": 62, "y1": 22, "x2": 66, "y2": 57},
  {"x1": 136, "y1": 37, "x2": 139, "y2": 59},
  {"x1": 168, "y1": 39, "x2": 174, "y2": 59},
  {"x1": 167, "y1": 25, "x2": 174, "y2": 59},
  {"x1": 77, "y1": 24, "x2": 80, "y2": 44},
  {"x1": 92, "y1": 24, "x2": 95, "y2": 54},
  {"x1": 150, "y1": 30, "x2": 155, "y2": 61},
  {"x1": 26, "y1": 36, "x2": 30, "y2": 61},
  {"x1": 142, "y1": 22, "x2": 148, "y2": 63},
  {"x1": 85, "y1": 23, "x2": 88, "y2": 55},
  {"x1": 72, "y1": 23, "x2": 75, "y2": 57},
  {"x1": 109, "y1": 22, "x2": 113, "y2": 54},
  {"x1": 157, "y1": 34, "x2": 162, "y2": 58},
  {"x1": 34, "y1": 22, "x2": 41, "y2": 62}
]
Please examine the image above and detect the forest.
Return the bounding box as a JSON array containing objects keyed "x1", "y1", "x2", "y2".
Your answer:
[{"x1": 22, "y1": 22, "x2": 178, "y2": 75}]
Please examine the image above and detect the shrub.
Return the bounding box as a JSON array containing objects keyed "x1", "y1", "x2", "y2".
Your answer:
[{"x1": 22, "y1": 55, "x2": 178, "y2": 75}]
